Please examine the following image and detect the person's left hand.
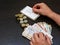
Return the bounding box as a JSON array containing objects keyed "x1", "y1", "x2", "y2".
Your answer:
[{"x1": 30, "y1": 33, "x2": 51, "y2": 45}]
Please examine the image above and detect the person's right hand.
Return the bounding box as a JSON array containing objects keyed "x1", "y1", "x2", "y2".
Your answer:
[
  {"x1": 32, "y1": 3, "x2": 53, "y2": 16},
  {"x1": 30, "y1": 33, "x2": 51, "y2": 45}
]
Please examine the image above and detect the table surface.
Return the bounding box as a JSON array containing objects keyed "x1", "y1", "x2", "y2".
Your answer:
[{"x1": 0, "y1": 0, "x2": 60, "y2": 45}]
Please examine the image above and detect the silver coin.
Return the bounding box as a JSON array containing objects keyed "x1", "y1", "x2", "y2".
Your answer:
[
  {"x1": 20, "y1": 20, "x2": 24, "y2": 24},
  {"x1": 24, "y1": 20, "x2": 28, "y2": 23}
]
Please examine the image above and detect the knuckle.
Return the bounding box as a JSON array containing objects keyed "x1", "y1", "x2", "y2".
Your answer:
[{"x1": 41, "y1": 3, "x2": 45, "y2": 4}]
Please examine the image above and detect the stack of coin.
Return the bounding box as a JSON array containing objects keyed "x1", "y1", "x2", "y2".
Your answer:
[{"x1": 15, "y1": 13, "x2": 30, "y2": 28}]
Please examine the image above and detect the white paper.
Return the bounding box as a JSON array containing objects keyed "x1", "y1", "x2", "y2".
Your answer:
[{"x1": 20, "y1": 6, "x2": 40, "y2": 20}]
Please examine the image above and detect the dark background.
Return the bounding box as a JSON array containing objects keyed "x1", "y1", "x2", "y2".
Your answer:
[{"x1": 0, "y1": 0, "x2": 60, "y2": 45}]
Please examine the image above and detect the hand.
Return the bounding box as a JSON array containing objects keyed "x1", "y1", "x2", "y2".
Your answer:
[
  {"x1": 30, "y1": 33, "x2": 51, "y2": 45},
  {"x1": 32, "y1": 3, "x2": 53, "y2": 16}
]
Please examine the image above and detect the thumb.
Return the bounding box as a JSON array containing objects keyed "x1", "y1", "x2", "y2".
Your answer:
[{"x1": 32, "y1": 7, "x2": 40, "y2": 13}]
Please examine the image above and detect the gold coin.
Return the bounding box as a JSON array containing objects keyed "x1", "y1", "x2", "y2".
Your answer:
[
  {"x1": 21, "y1": 24, "x2": 26, "y2": 27},
  {"x1": 15, "y1": 14, "x2": 20, "y2": 17},
  {"x1": 23, "y1": 16, "x2": 27, "y2": 19},
  {"x1": 19, "y1": 14, "x2": 24, "y2": 17},
  {"x1": 17, "y1": 18, "x2": 20, "y2": 20},
  {"x1": 25, "y1": 24, "x2": 29, "y2": 27},
  {"x1": 20, "y1": 18, "x2": 23, "y2": 21}
]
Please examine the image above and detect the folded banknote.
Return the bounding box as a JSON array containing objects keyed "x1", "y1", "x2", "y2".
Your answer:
[{"x1": 22, "y1": 22, "x2": 53, "y2": 44}]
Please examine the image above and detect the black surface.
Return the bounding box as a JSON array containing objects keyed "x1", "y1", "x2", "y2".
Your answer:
[{"x1": 0, "y1": 0, "x2": 60, "y2": 45}]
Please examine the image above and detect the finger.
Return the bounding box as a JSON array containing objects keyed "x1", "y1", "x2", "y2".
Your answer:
[
  {"x1": 32, "y1": 3, "x2": 41, "y2": 13},
  {"x1": 46, "y1": 35, "x2": 51, "y2": 44},
  {"x1": 30, "y1": 41, "x2": 33, "y2": 45},
  {"x1": 33, "y1": 3, "x2": 40, "y2": 9},
  {"x1": 31, "y1": 36, "x2": 35, "y2": 43},
  {"x1": 39, "y1": 32, "x2": 45, "y2": 40},
  {"x1": 32, "y1": 8, "x2": 39, "y2": 13},
  {"x1": 39, "y1": 32, "x2": 44, "y2": 37},
  {"x1": 33, "y1": 33, "x2": 39, "y2": 41},
  {"x1": 33, "y1": 3, "x2": 44, "y2": 9}
]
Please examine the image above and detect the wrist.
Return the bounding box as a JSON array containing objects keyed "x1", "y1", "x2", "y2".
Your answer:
[{"x1": 46, "y1": 11, "x2": 55, "y2": 18}]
